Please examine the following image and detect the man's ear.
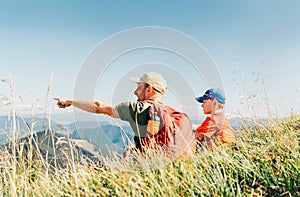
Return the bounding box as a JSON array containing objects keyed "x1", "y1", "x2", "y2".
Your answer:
[{"x1": 147, "y1": 86, "x2": 157, "y2": 95}]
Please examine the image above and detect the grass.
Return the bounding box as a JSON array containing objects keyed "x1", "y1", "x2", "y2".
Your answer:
[{"x1": 0, "y1": 114, "x2": 299, "y2": 196}]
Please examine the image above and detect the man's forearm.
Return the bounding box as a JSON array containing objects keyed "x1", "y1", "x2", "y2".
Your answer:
[
  {"x1": 72, "y1": 100, "x2": 117, "y2": 117},
  {"x1": 55, "y1": 98, "x2": 119, "y2": 118}
]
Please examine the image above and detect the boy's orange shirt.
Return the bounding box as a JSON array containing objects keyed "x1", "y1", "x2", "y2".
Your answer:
[{"x1": 196, "y1": 116, "x2": 235, "y2": 145}]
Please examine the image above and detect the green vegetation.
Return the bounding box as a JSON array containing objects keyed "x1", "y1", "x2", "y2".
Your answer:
[{"x1": 0, "y1": 115, "x2": 299, "y2": 196}]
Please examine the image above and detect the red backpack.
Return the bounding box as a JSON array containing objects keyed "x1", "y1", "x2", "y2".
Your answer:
[{"x1": 144, "y1": 100, "x2": 196, "y2": 157}]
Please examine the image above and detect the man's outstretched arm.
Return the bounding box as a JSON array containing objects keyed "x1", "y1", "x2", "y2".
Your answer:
[{"x1": 54, "y1": 98, "x2": 120, "y2": 118}]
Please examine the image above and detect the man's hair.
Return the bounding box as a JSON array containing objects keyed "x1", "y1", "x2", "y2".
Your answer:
[{"x1": 145, "y1": 83, "x2": 163, "y2": 94}]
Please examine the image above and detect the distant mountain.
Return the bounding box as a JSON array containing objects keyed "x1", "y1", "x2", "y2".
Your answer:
[
  {"x1": 71, "y1": 123, "x2": 134, "y2": 154},
  {"x1": 0, "y1": 115, "x2": 135, "y2": 154},
  {"x1": 0, "y1": 130, "x2": 106, "y2": 168},
  {"x1": 0, "y1": 115, "x2": 69, "y2": 144},
  {"x1": 66, "y1": 121, "x2": 109, "y2": 131}
]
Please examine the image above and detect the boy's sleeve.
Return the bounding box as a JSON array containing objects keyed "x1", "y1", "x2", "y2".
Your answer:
[{"x1": 196, "y1": 117, "x2": 211, "y2": 133}]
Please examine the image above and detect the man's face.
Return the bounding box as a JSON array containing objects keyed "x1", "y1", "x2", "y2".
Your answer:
[{"x1": 134, "y1": 82, "x2": 148, "y2": 101}]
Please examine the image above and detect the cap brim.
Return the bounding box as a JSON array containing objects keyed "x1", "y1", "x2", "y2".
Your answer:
[
  {"x1": 130, "y1": 77, "x2": 140, "y2": 83},
  {"x1": 195, "y1": 95, "x2": 208, "y2": 103}
]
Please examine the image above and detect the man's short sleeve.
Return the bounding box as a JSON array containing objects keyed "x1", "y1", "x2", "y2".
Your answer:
[
  {"x1": 116, "y1": 102, "x2": 132, "y2": 122},
  {"x1": 116, "y1": 101, "x2": 151, "y2": 135}
]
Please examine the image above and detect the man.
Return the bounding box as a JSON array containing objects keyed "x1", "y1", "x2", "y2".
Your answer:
[{"x1": 54, "y1": 72, "x2": 167, "y2": 152}]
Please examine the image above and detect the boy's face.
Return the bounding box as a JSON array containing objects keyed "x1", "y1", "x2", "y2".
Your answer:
[{"x1": 201, "y1": 99, "x2": 213, "y2": 114}]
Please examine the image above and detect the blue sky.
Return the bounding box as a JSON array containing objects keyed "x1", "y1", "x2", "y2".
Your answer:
[{"x1": 0, "y1": 1, "x2": 300, "y2": 121}]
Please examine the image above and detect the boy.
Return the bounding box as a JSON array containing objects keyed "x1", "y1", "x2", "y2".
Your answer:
[{"x1": 195, "y1": 88, "x2": 235, "y2": 151}]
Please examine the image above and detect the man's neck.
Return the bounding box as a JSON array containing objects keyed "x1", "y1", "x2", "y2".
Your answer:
[{"x1": 146, "y1": 94, "x2": 162, "y2": 101}]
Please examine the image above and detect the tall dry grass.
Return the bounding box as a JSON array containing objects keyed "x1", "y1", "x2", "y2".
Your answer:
[{"x1": 0, "y1": 114, "x2": 299, "y2": 196}]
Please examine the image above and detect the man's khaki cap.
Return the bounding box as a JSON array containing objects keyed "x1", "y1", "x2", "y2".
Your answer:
[{"x1": 131, "y1": 72, "x2": 167, "y2": 93}]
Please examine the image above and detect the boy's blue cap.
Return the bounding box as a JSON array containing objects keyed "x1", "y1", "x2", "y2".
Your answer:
[{"x1": 195, "y1": 88, "x2": 226, "y2": 104}]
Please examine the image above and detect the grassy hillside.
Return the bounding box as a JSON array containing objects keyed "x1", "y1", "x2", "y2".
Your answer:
[{"x1": 0, "y1": 115, "x2": 299, "y2": 196}]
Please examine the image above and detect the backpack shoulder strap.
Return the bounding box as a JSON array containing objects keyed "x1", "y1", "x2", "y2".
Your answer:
[
  {"x1": 145, "y1": 100, "x2": 166, "y2": 115},
  {"x1": 210, "y1": 129, "x2": 221, "y2": 143}
]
